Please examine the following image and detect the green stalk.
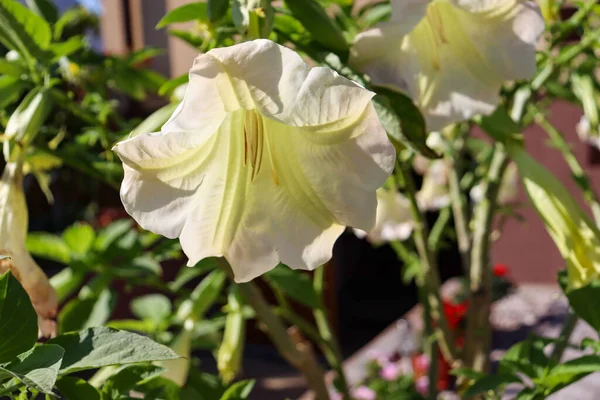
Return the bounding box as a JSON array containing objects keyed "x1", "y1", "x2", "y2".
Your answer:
[
  {"x1": 396, "y1": 159, "x2": 458, "y2": 366},
  {"x1": 463, "y1": 145, "x2": 509, "y2": 373},
  {"x1": 549, "y1": 312, "x2": 578, "y2": 365},
  {"x1": 313, "y1": 266, "x2": 350, "y2": 398},
  {"x1": 534, "y1": 106, "x2": 600, "y2": 223},
  {"x1": 216, "y1": 259, "x2": 330, "y2": 400},
  {"x1": 446, "y1": 146, "x2": 471, "y2": 274}
]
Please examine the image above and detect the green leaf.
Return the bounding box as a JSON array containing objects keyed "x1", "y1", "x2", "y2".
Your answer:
[
  {"x1": 0, "y1": 0, "x2": 51, "y2": 64},
  {"x1": 93, "y1": 219, "x2": 133, "y2": 252},
  {"x1": 185, "y1": 369, "x2": 226, "y2": 399},
  {"x1": 50, "y1": 35, "x2": 85, "y2": 59},
  {"x1": 284, "y1": 0, "x2": 348, "y2": 53},
  {"x1": 167, "y1": 29, "x2": 204, "y2": 48},
  {"x1": 0, "y1": 58, "x2": 25, "y2": 76},
  {"x1": 106, "y1": 364, "x2": 166, "y2": 394},
  {"x1": 130, "y1": 102, "x2": 179, "y2": 138},
  {"x1": 156, "y1": 2, "x2": 207, "y2": 28},
  {"x1": 464, "y1": 373, "x2": 521, "y2": 398},
  {"x1": 50, "y1": 268, "x2": 86, "y2": 304},
  {"x1": 567, "y1": 281, "x2": 600, "y2": 331},
  {"x1": 26, "y1": 0, "x2": 58, "y2": 24},
  {"x1": 373, "y1": 87, "x2": 439, "y2": 159},
  {"x1": 169, "y1": 258, "x2": 217, "y2": 292},
  {"x1": 48, "y1": 326, "x2": 179, "y2": 374},
  {"x1": 208, "y1": 0, "x2": 229, "y2": 22},
  {"x1": 62, "y1": 222, "x2": 96, "y2": 255},
  {"x1": 59, "y1": 289, "x2": 115, "y2": 333},
  {"x1": 56, "y1": 376, "x2": 101, "y2": 400},
  {"x1": 476, "y1": 106, "x2": 523, "y2": 146},
  {"x1": 26, "y1": 233, "x2": 71, "y2": 264},
  {"x1": 0, "y1": 272, "x2": 38, "y2": 363},
  {"x1": 0, "y1": 75, "x2": 26, "y2": 110},
  {"x1": 176, "y1": 269, "x2": 227, "y2": 321},
  {"x1": 115, "y1": 256, "x2": 162, "y2": 278},
  {"x1": 0, "y1": 344, "x2": 64, "y2": 394},
  {"x1": 131, "y1": 294, "x2": 172, "y2": 324},
  {"x1": 541, "y1": 355, "x2": 600, "y2": 393},
  {"x1": 158, "y1": 74, "x2": 188, "y2": 97},
  {"x1": 219, "y1": 379, "x2": 255, "y2": 400},
  {"x1": 500, "y1": 336, "x2": 551, "y2": 379},
  {"x1": 264, "y1": 265, "x2": 320, "y2": 308}
]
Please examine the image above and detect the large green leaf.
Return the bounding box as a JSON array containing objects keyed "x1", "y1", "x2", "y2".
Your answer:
[
  {"x1": 264, "y1": 265, "x2": 320, "y2": 309},
  {"x1": 284, "y1": 0, "x2": 348, "y2": 53},
  {"x1": 156, "y1": 2, "x2": 207, "y2": 28},
  {"x1": 0, "y1": 344, "x2": 64, "y2": 394},
  {"x1": 62, "y1": 222, "x2": 96, "y2": 255},
  {"x1": 48, "y1": 327, "x2": 179, "y2": 374},
  {"x1": 56, "y1": 376, "x2": 101, "y2": 400},
  {"x1": 0, "y1": 272, "x2": 37, "y2": 363},
  {"x1": 373, "y1": 87, "x2": 438, "y2": 159},
  {"x1": 567, "y1": 281, "x2": 600, "y2": 332},
  {"x1": 26, "y1": 232, "x2": 71, "y2": 264},
  {"x1": 0, "y1": 0, "x2": 51, "y2": 64},
  {"x1": 59, "y1": 289, "x2": 115, "y2": 334}
]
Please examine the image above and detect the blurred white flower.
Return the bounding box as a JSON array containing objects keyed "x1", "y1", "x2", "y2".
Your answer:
[
  {"x1": 470, "y1": 162, "x2": 519, "y2": 205},
  {"x1": 0, "y1": 160, "x2": 58, "y2": 337},
  {"x1": 161, "y1": 318, "x2": 193, "y2": 386},
  {"x1": 113, "y1": 39, "x2": 395, "y2": 282},
  {"x1": 577, "y1": 115, "x2": 600, "y2": 149},
  {"x1": 416, "y1": 160, "x2": 450, "y2": 210},
  {"x1": 354, "y1": 188, "x2": 414, "y2": 244},
  {"x1": 351, "y1": 386, "x2": 377, "y2": 400},
  {"x1": 350, "y1": 0, "x2": 544, "y2": 131}
]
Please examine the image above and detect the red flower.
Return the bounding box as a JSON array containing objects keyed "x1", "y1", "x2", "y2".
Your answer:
[
  {"x1": 493, "y1": 263, "x2": 509, "y2": 277},
  {"x1": 443, "y1": 300, "x2": 469, "y2": 330}
]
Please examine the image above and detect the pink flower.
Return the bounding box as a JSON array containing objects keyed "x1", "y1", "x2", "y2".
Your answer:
[
  {"x1": 329, "y1": 392, "x2": 344, "y2": 400},
  {"x1": 415, "y1": 376, "x2": 429, "y2": 395},
  {"x1": 380, "y1": 363, "x2": 401, "y2": 381},
  {"x1": 351, "y1": 386, "x2": 377, "y2": 400}
]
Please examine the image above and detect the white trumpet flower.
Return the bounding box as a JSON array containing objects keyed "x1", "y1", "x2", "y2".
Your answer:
[
  {"x1": 113, "y1": 39, "x2": 395, "y2": 282},
  {"x1": 350, "y1": 0, "x2": 544, "y2": 131},
  {"x1": 0, "y1": 159, "x2": 58, "y2": 337},
  {"x1": 354, "y1": 188, "x2": 414, "y2": 244}
]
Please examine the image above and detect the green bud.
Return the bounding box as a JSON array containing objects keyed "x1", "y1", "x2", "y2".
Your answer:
[
  {"x1": 3, "y1": 87, "x2": 52, "y2": 162},
  {"x1": 161, "y1": 319, "x2": 193, "y2": 387},
  {"x1": 217, "y1": 286, "x2": 245, "y2": 384},
  {"x1": 509, "y1": 145, "x2": 600, "y2": 291}
]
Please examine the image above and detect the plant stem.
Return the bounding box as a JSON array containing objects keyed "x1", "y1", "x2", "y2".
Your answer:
[
  {"x1": 534, "y1": 106, "x2": 600, "y2": 224},
  {"x1": 549, "y1": 312, "x2": 579, "y2": 365},
  {"x1": 395, "y1": 160, "x2": 458, "y2": 366},
  {"x1": 463, "y1": 145, "x2": 509, "y2": 373},
  {"x1": 216, "y1": 259, "x2": 330, "y2": 400},
  {"x1": 313, "y1": 266, "x2": 351, "y2": 398},
  {"x1": 445, "y1": 138, "x2": 471, "y2": 274},
  {"x1": 0, "y1": 383, "x2": 21, "y2": 397}
]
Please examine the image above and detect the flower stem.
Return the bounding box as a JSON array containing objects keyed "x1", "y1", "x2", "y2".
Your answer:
[
  {"x1": 395, "y1": 159, "x2": 458, "y2": 366},
  {"x1": 463, "y1": 145, "x2": 509, "y2": 373},
  {"x1": 216, "y1": 259, "x2": 330, "y2": 400},
  {"x1": 533, "y1": 106, "x2": 600, "y2": 224},
  {"x1": 445, "y1": 140, "x2": 471, "y2": 274},
  {"x1": 313, "y1": 265, "x2": 351, "y2": 398}
]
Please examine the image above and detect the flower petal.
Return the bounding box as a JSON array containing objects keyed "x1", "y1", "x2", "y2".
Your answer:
[{"x1": 206, "y1": 39, "x2": 376, "y2": 127}]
